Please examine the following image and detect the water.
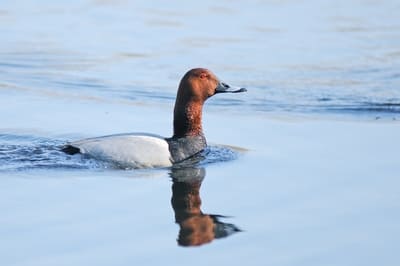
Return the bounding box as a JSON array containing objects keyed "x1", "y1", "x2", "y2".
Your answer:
[
  {"x1": 1, "y1": 0, "x2": 400, "y2": 119},
  {"x1": 1, "y1": 0, "x2": 400, "y2": 265}
]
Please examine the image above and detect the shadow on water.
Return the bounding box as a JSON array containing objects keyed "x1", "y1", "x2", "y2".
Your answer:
[{"x1": 170, "y1": 166, "x2": 241, "y2": 247}]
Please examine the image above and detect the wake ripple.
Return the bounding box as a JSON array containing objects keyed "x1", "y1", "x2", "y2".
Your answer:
[{"x1": 0, "y1": 134, "x2": 105, "y2": 172}]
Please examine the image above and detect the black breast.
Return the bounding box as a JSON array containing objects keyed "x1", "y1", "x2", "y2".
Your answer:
[{"x1": 166, "y1": 134, "x2": 207, "y2": 163}]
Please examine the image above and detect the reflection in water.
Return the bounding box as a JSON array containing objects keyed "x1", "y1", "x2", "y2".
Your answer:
[{"x1": 170, "y1": 167, "x2": 241, "y2": 247}]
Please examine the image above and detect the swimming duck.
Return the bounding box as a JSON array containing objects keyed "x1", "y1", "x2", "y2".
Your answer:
[{"x1": 62, "y1": 68, "x2": 246, "y2": 168}]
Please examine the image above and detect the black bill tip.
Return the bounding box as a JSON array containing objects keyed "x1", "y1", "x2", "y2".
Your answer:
[
  {"x1": 231, "y1": 88, "x2": 247, "y2": 93},
  {"x1": 216, "y1": 82, "x2": 247, "y2": 94}
]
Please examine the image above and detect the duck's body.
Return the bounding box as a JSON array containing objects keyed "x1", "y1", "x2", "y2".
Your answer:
[
  {"x1": 64, "y1": 133, "x2": 206, "y2": 168},
  {"x1": 65, "y1": 133, "x2": 173, "y2": 168},
  {"x1": 62, "y1": 68, "x2": 246, "y2": 168}
]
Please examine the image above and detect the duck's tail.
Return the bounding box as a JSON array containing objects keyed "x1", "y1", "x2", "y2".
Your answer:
[{"x1": 61, "y1": 145, "x2": 81, "y2": 155}]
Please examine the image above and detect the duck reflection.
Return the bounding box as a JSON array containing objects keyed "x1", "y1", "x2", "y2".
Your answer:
[{"x1": 170, "y1": 166, "x2": 241, "y2": 247}]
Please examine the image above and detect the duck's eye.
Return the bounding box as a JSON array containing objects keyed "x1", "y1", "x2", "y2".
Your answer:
[{"x1": 199, "y1": 73, "x2": 208, "y2": 79}]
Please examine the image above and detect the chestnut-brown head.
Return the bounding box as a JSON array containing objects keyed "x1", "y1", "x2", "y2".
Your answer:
[
  {"x1": 173, "y1": 68, "x2": 246, "y2": 138},
  {"x1": 176, "y1": 68, "x2": 219, "y2": 104}
]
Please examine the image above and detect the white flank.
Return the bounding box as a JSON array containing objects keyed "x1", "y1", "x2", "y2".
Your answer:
[{"x1": 70, "y1": 134, "x2": 172, "y2": 168}]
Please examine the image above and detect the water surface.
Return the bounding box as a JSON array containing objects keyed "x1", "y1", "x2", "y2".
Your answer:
[{"x1": 1, "y1": 0, "x2": 400, "y2": 265}]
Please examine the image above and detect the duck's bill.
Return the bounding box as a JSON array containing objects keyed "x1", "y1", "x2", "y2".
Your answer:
[{"x1": 215, "y1": 82, "x2": 247, "y2": 93}]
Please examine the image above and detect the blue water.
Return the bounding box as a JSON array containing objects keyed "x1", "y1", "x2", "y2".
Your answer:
[
  {"x1": 1, "y1": 1, "x2": 400, "y2": 265},
  {"x1": 1, "y1": 0, "x2": 400, "y2": 119}
]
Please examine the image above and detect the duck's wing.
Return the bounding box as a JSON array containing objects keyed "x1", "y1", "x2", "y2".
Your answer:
[{"x1": 64, "y1": 133, "x2": 173, "y2": 169}]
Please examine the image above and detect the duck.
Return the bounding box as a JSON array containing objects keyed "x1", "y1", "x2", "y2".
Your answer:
[{"x1": 62, "y1": 68, "x2": 246, "y2": 168}]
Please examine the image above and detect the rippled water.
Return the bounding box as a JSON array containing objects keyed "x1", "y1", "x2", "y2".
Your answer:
[
  {"x1": 0, "y1": 133, "x2": 110, "y2": 171},
  {"x1": 1, "y1": 0, "x2": 399, "y2": 119}
]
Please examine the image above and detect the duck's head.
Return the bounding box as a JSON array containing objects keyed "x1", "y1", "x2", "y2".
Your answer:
[
  {"x1": 176, "y1": 68, "x2": 246, "y2": 104},
  {"x1": 173, "y1": 68, "x2": 246, "y2": 138}
]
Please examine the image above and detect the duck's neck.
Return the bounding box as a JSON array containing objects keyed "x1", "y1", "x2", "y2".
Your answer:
[
  {"x1": 173, "y1": 101, "x2": 203, "y2": 138},
  {"x1": 168, "y1": 100, "x2": 207, "y2": 163}
]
